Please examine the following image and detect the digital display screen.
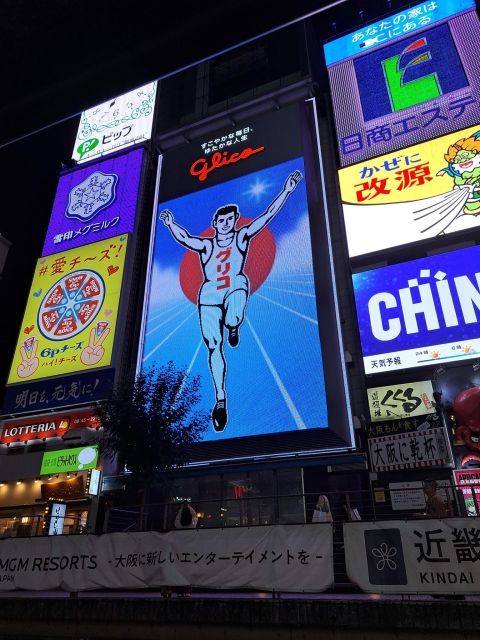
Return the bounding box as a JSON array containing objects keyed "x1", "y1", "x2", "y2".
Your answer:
[
  {"x1": 339, "y1": 124, "x2": 480, "y2": 257},
  {"x1": 43, "y1": 148, "x2": 143, "y2": 257},
  {"x1": 7, "y1": 235, "x2": 127, "y2": 384},
  {"x1": 324, "y1": 1, "x2": 480, "y2": 166},
  {"x1": 137, "y1": 105, "x2": 351, "y2": 447},
  {"x1": 352, "y1": 245, "x2": 480, "y2": 374}
]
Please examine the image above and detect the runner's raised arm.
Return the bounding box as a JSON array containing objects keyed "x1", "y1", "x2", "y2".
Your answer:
[
  {"x1": 160, "y1": 209, "x2": 208, "y2": 252},
  {"x1": 241, "y1": 171, "x2": 303, "y2": 240}
]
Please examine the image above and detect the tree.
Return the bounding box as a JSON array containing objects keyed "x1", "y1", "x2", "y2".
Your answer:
[{"x1": 96, "y1": 362, "x2": 209, "y2": 529}]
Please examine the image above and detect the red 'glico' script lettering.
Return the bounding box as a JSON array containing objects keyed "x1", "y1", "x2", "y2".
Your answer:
[{"x1": 189, "y1": 146, "x2": 266, "y2": 182}]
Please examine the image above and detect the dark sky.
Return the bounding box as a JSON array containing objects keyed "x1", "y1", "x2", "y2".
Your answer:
[{"x1": 0, "y1": 0, "x2": 407, "y2": 393}]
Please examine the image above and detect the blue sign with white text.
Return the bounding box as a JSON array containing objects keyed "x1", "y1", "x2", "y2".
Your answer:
[
  {"x1": 353, "y1": 246, "x2": 480, "y2": 374},
  {"x1": 324, "y1": 0, "x2": 475, "y2": 66},
  {"x1": 1, "y1": 369, "x2": 115, "y2": 416}
]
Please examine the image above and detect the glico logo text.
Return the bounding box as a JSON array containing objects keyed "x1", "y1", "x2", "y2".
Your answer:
[{"x1": 190, "y1": 146, "x2": 265, "y2": 182}]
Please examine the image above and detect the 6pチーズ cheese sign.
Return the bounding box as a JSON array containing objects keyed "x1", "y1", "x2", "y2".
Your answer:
[
  {"x1": 339, "y1": 125, "x2": 480, "y2": 257},
  {"x1": 7, "y1": 235, "x2": 127, "y2": 384}
]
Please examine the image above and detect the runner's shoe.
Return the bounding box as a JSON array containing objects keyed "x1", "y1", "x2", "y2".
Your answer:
[
  {"x1": 228, "y1": 327, "x2": 239, "y2": 348},
  {"x1": 212, "y1": 400, "x2": 228, "y2": 432}
]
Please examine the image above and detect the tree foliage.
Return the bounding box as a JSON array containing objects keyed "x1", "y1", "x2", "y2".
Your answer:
[{"x1": 96, "y1": 362, "x2": 208, "y2": 486}]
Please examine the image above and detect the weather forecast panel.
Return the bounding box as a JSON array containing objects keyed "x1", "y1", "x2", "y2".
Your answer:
[
  {"x1": 324, "y1": 0, "x2": 480, "y2": 166},
  {"x1": 42, "y1": 148, "x2": 143, "y2": 256},
  {"x1": 7, "y1": 235, "x2": 127, "y2": 384},
  {"x1": 138, "y1": 106, "x2": 343, "y2": 445}
]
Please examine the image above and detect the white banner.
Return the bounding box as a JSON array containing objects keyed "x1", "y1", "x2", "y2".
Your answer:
[
  {"x1": 368, "y1": 427, "x2": 450, "y2": 471},
  {"x1": 0, "y1": 524, "x2": 333, "y2": 592},
  {"x1": 345, "y1": 518, "x2": 480, "y2": 594}
]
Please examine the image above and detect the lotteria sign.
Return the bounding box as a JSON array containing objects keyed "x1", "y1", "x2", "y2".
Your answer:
[
  {"x1": 0, "y1": 410, "x2": 100, "y2": 445},
  {"x1": 353, "y1": 245, "x2": 480, "y2": 374},
  {"x1": 40, "y1": 445, "x2": 98, "y2": 475}
]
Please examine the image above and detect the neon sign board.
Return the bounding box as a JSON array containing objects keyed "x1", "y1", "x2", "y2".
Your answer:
[
  {"x1": 353, "y1": 245, "x2": 480, "y2": 374},
  {"x1": 324, "y1": 1, "x2": 480, "y2": 166}
]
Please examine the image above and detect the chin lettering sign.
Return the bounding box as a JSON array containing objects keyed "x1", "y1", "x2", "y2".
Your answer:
[{"x1": 353, "y1": 245, "x2": 480, "y2": 374}]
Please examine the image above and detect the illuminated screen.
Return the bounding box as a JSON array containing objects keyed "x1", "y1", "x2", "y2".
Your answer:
[
  {"x1": 339, "y1": 124, "x2": 480, "y2": 257},
  {"x1": 7, "y1": 235, "x2": 127, "y2": 384},
  {"x1": 42, "y1": 148, "x2": 143, "y2": 257},
  {"x1": 324, "y1": 1, "x2": 480, "y2": 166},
  {"x1": 72, "y1": 81, "x2": 157, "y2": 163},
  {"x1": 353, "y1": 245, "x2": 480, "y2": 374},
  {"x1": 141, "y1": 156, "x2": 328, "y2": 441}
]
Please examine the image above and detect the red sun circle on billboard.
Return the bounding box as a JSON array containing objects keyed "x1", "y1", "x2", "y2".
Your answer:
[
  {"x1": 179, "y1": 218, "x2": 276, "y2": 304},
  {"x1": 37, "y1": 270, "x2": 105, "y2": 341}
]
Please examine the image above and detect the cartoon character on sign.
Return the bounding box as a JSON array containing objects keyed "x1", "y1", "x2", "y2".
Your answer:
[
  {"x1": 414, "y1": 130, "x2": 480, "y2": 234},
  {"x1": 440, "y1": 131, "x2": 480, "y2": 214},
  {"x1": 453, "y1": 386, "x2": 480, "y2": 467},
  {"x1": 160, "y1": 171, "x2": 302, "y2": 432}
]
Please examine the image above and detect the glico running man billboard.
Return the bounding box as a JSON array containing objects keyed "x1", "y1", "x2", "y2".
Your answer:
[
  {"x1": 7, "y1": 235, "x2": 127, "y2": 384},
  {"x1": 42, "y1": 148, "x2": 143, "y2": 256},
  {"x1": 339, "y1": 125, "x2": 480, "y2": 258},
  {"x1": 324, "y1": 0, "x2": 480, "y2": 166},
  {"x1": 139, "y1": 105, "x2": 353, "y2": 451},
  {"x1": 353, "y1": 245, "x2": 480, "y2": 374}
]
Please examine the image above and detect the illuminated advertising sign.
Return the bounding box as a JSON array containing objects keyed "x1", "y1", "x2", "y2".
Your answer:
[
  {"x1": 0, "y1": 409, "x2": 100, "y2": 445},
  {"x1": 42, "y1": 148, "x2": 143, "y2": 256},
  {"x1": 1, "y1": 368, "x2": 114, "y2": 416},
  {"x1": 48, "y1": 502, "x2": 67, "y2": 535},
  {"x1": 353, "y1": 245, "x2": 480, "y2": 374},
  {"x1": 7, "y1": 235, "x2": 127, "y2": 384},
  {"x1": 454, "y1": 470, "x2": 480, "y2": 516},
  {"x1": 40, "y1": 445, "x2": 98, "y2": 475},
  {"x1": 139, "y1": 106, "x2": 353, "y2": 451},
  {"x1": 368, "y1": 427, "x2": 449, "y2": 472},
  {"x1": 72, "y1": 81, "x2": 157, "y2": 163},
  {"x1": 367, "y1": 412, "x2": 440, "y2": 439},
  {"x1": 339, "y1": 125, "x2": 480, "y2": 257},
  {"x1": 324, "y1": 0, "x2": 474, "y2": 65},
  {"x1": 367, "y1": 381, "x2": 435, "y2": 422},
  {"x1": 324, "y1": 1, "x2": 480, "y2": 166}
]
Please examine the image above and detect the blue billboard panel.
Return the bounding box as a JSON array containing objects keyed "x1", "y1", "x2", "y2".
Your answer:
[
  {"x1": 324, "y1": 1, "x2": 480, "y2": 166},
  {"x1": 324, "y1": 0, "x2": 475, "y2": 66},
  {"x1": 42, "y1": 148, "x2": 143, "y2": 256},
  {"x1": 353, "y1": 246, "x2": 480, "y2": 374},
  {"x1": 141, "y1": 156, "x2": 328, "y2": 440},
  {"x1": 1, "y1": 368, "x2": 115, "y2": 416}
]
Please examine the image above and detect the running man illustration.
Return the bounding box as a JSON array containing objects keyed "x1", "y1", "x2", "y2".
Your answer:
[{"x1": 160, "y1": 170, "x2": 303, "y2": 432}]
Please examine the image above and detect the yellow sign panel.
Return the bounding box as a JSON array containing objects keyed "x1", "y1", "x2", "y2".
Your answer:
[
  {"x1": 8, "y1": 235, "x2": 127, "y2": 384},
  {"x1": 339, "y1": 125, "x2": 480, "y2": 257},
  {"x1": 367, "y1": 381, "x2": 436, "y2": 423}
]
